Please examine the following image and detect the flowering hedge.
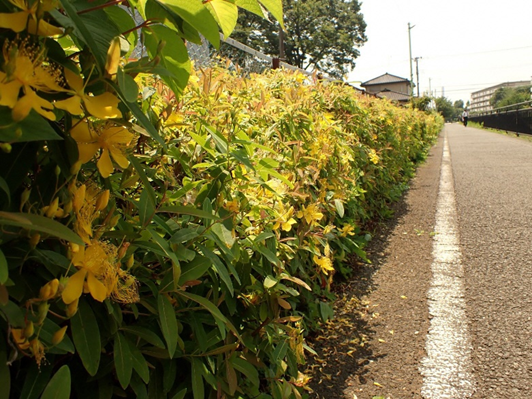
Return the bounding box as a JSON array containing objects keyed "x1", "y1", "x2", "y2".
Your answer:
[{"x1": 0, "y1": 1, "x2": 442, "y2": 398}]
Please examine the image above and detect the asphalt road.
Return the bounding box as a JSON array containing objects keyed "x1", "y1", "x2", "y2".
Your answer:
[
  {"x1": 447, "y1": 123, "x2": 532, "y2": 398},
  {"x1": 311, "y1": 123, "x2": 532, "y2": 398}
]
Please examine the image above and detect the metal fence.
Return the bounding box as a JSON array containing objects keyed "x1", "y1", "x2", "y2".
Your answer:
[
  {"x1": 470, "y1": 101, "x2": 532, "y2": 135},
  {"x1": 188, "y1": 34, "x2": 331, "y2": 80}
]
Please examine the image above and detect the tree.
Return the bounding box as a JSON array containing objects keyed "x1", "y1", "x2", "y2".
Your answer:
[
  {"x1": 490, "y1": 86, "x2": 531, "y2": 109},
  {"x1": 232, "y1": 0, "x2": 367, "y2": 78},
  {"x1": 435, "y1": 97, "x2": 455, "y2": 121}
]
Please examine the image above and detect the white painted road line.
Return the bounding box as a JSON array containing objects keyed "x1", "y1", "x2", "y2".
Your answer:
[{"x1": 420, "y1": 134, "x2": 475, "y2": 398}]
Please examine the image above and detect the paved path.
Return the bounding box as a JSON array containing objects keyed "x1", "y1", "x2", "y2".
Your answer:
[
  {"x1": 448, "y1": 124, "x2": 532, "y2": 398},
  {"x1": 315, "y1": 123, "x2": 532, "y2": 399}
]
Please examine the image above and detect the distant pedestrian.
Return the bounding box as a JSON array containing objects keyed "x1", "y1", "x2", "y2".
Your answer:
[{"x1": 462, "y1": 109, "x2": 469, "y2": 127}]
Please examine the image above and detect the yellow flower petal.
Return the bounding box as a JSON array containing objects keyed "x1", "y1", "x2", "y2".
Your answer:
[
  {"x1": 105, "y1": 37, "x2": 121, "y2": 76},
  {"x1": 97, "y1": 148, "x2": 114, "y2": 178},
  {"x1": 83, "y1": 92, "x2": 122, "y2": 119},
  {"x1": 55, "y1": 95, "x2": 84, "y2": 115},
  {"x1": 27, "y1": 18, "x2": 64, "y2": 37},
  {"x1": 109, "y1": 148, "x2": 129, "y2": 169},
  {"x1": 71, "y1": 122, "x2": 99, "y2": 163},
  {"x1": 12, "y1": 90, "x2": 55, "y2": 121},
  {"x1": 62, "y1": 268, "x2": 88, "y2": 304},
  {"x1": 0, "y1": 78, "x2": 22, "y2": 108},
  {"x1": 63, "y1": 68, "x2": 84, "y2": 92},
  {"x1": 86, "y1": 272, "x2": 108, "y2": 302},
  {"x1": 0, "y1": 11, "x2": 28, "y2": 32}
]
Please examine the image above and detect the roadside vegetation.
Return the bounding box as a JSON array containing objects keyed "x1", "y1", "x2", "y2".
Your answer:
[{"x1": 0, "y1": 1, "x2": 442, "y2": 398}]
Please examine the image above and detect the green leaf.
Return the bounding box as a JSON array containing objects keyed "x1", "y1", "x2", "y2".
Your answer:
[
  {"x1": 258, "y1": 0, "x2": 284, "y2": 28},
  {"x1": 263, "y1": 275, "x2": 278, "y2": 289},
  {"x1": 157, "y1": 0, "x2": 220, "y2": 48},
  {"x1": 40, "y1": 365, "x2": 71, "y2": 399},
  {"x1": 112, "y1": 83, "x2": 166, "y2": 149},
  {"x1": 19, "y1": 363, "x2": 52, "y2": 399},
  {"x1": 121, "y1": 326, "x2": 165, "y2": 349},
  {"x1": 0, "y1": 249, "x2": 7, "y2": 285},
  {"x1": 334, "y1": 199, "x2": 345, "y2": 217},
  {"x1": 148, "y1": 228, "x2": 180, "y2": 267},
  {"x1": 158, "y1": 205, "x2": 217, "y2": 220},
  {"x1": 205, "y1": 0, "x2": 238, "y2": 38},
  {"x1": 117, "y1": 69, "x2": 139, "y2": 103},
  {"x1": 0, "y1": 108, "x2": 62, "y2": 143},
  {"x1": 137, "y1": 188, "x2": 155, "y2": 227},
  {"x1": 158, "y1": 294, "x2": 178, "y2": 358},
  {"x1": 0, "y1": 212, "x2": 84, "y2": 245},
  {"x1": 211, "y1": 222, "x2": 235, "y2": 248},
  {"x1": 231, "y1": 357, "x2": 259, "y2": 387},
  {"x1": 71, "y1": 299, "x2": 101, "y2": 376},
  {"x1": 127, "y1": 155, "x2": 157, "y2": 205},
  {"x1": 196, "y1": 244, "x2": 234, "y2": 295},
  {"x1": 191, "y1": 358, "x2": 205, "y2": 399},
  {"x1": 170, "y1": 389, "x2": 187, "y2": 399},
  {"x1": 143, "y1": 25, "x2": 191, "y2": 96},
  {"x1": 128, "y1": 339, "x2": 150, "y2": 384},
  {"x1": 235, "y1": 0, "x2": 265, "y2": 18},
  {"x1": 177, "y1": 291, "x2": 239, "y2": 338},
  {"x1": 178, "y1": 255, "x2": 211, "y2": 285},
  {"x1": 55, "y1": 1, "x2": 119, "y2": 72},
  {"x1": 114, "y1": 333, "x2": 133, "y2": 389},
  {"x1": 170, "y1": 227, "x2": 202, "y2": 244}
]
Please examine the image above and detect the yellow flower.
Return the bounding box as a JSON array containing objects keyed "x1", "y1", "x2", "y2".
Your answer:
[
  {"x1": 62, "y1": 240, "x2": 139, "y2": 305},
  {"x1": 11, "y1": 328, "x2": 30, "y2": 350},
  {"x1": 273, "y1": 203, "x2": 297, "y2": 232},
  {"x1": 0, "y1": 39, "x2": 63, "y2": 120},
  {"x1": 340, "y1": 224, "x2": 355, "y2": 237},
  {"x1": 368, "y1": 149, "x2": 380, "y2": 164},
  {"x1": 297, "y1": 203, "x2": 324, "y2": 226},
  {"x1": 0, "y1": 0, "x2": 63, "y2": 36},
  {"x1": 313, "y1": 255, "x2": 335, "y2": 275},
  {"x1": 55, "y1": 68, "x2": 122, "y2": 119},
  {"x1": 70, "y1": 121, "x2": 134, "y2": 178}
]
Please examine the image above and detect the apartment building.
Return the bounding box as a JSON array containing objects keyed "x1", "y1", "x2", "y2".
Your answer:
[{"x1": 470, "y1": 80, "x2": 529, "y2": 113}]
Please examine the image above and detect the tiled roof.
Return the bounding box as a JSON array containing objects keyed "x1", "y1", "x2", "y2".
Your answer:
[
  {"x1": 376, "y1": 89, "x2": 411, "y2": 102},
  {"x1": 361, "y1": 73, "x2": 410, "y2": 86}
]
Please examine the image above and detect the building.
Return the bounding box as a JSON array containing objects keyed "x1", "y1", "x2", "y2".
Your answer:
[
  {"x1": 360, "y1": 73, "x2": 412, "y2": 103},
  {"x1": 470, "y1": 81, "x2": 530, "y2": 113}
]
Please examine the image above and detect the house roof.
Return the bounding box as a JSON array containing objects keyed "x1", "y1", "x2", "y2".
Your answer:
[
  {"x1": 361, "y1": 73, "x2": 411, "y2": 87},
  {"x1": 376, "y1": 89, "x2": 411, "y2": 102}
]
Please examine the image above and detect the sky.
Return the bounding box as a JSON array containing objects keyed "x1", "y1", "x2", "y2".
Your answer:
[{"x1": 348, "y1": 0, "x2": 532, "y2": 103}]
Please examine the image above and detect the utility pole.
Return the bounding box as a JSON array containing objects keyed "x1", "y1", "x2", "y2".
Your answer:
[
  {"x1": 414, "y1": 57, "x2": 422, "y2": 97},
  {"x1": 408, "y1": 23, "x2": 415, "y2": 98}
]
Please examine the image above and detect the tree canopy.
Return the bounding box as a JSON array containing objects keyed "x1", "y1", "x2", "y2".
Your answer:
[
  {"x1": 490, "y1": 86, "x2": 531, "y2": 109},
  {"x1": 231, "y1": 0, "x2": 367, "y2": 78}
]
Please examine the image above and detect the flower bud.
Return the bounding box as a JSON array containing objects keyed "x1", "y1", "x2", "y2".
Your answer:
[
  {"x1": 45, "y1": 197, "x2": 59, "y2": 218},
  {"x1": 54, "y1": 165, "x2": 61, "y2": 177},
  {"x1": 52, "y1": 326, "x2": 68, "y2": 345},
  {"x1": 73, "y1": 184, "x2": 86, "y2": 213},
  {"x1": 126, "y1": 254, "x2": 134, "y2": 269},
  {"x1": 0, "y1": 143, "x2": 12, "y2": 153},
  {"x1": 36, "y1": 302, "x2": 49, "y2": 325},
  {"x1": 63, "y1": 200, "x2": 72, "y2": 214},
  {"x1": 105, "y1": 37, "x2": 121, "y2": 76},
  {"x1": 29, "y1": 233, "x2": 41, "y2": 249},
  {"x1": 66, "y1": 298, "x2": 79, "y2": 317},
  {"x1": 95, "y1": 190, "x2": 110, "y2": 211},
  {"x1": 70, "y1": 160, "x2": 82, "y2": 175},
  {"x1": 20, "y1": 188, "x2": 31, "y2": 210},
  {"x1": 39, "y1": 279, "x2": 60, "y2": 301},
  {"x1": 24, "y1": 321, "x2": 34, "y2": 338},
  {"x1": 109, "y1": 214, "x2": 120, "y2": 228}
]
